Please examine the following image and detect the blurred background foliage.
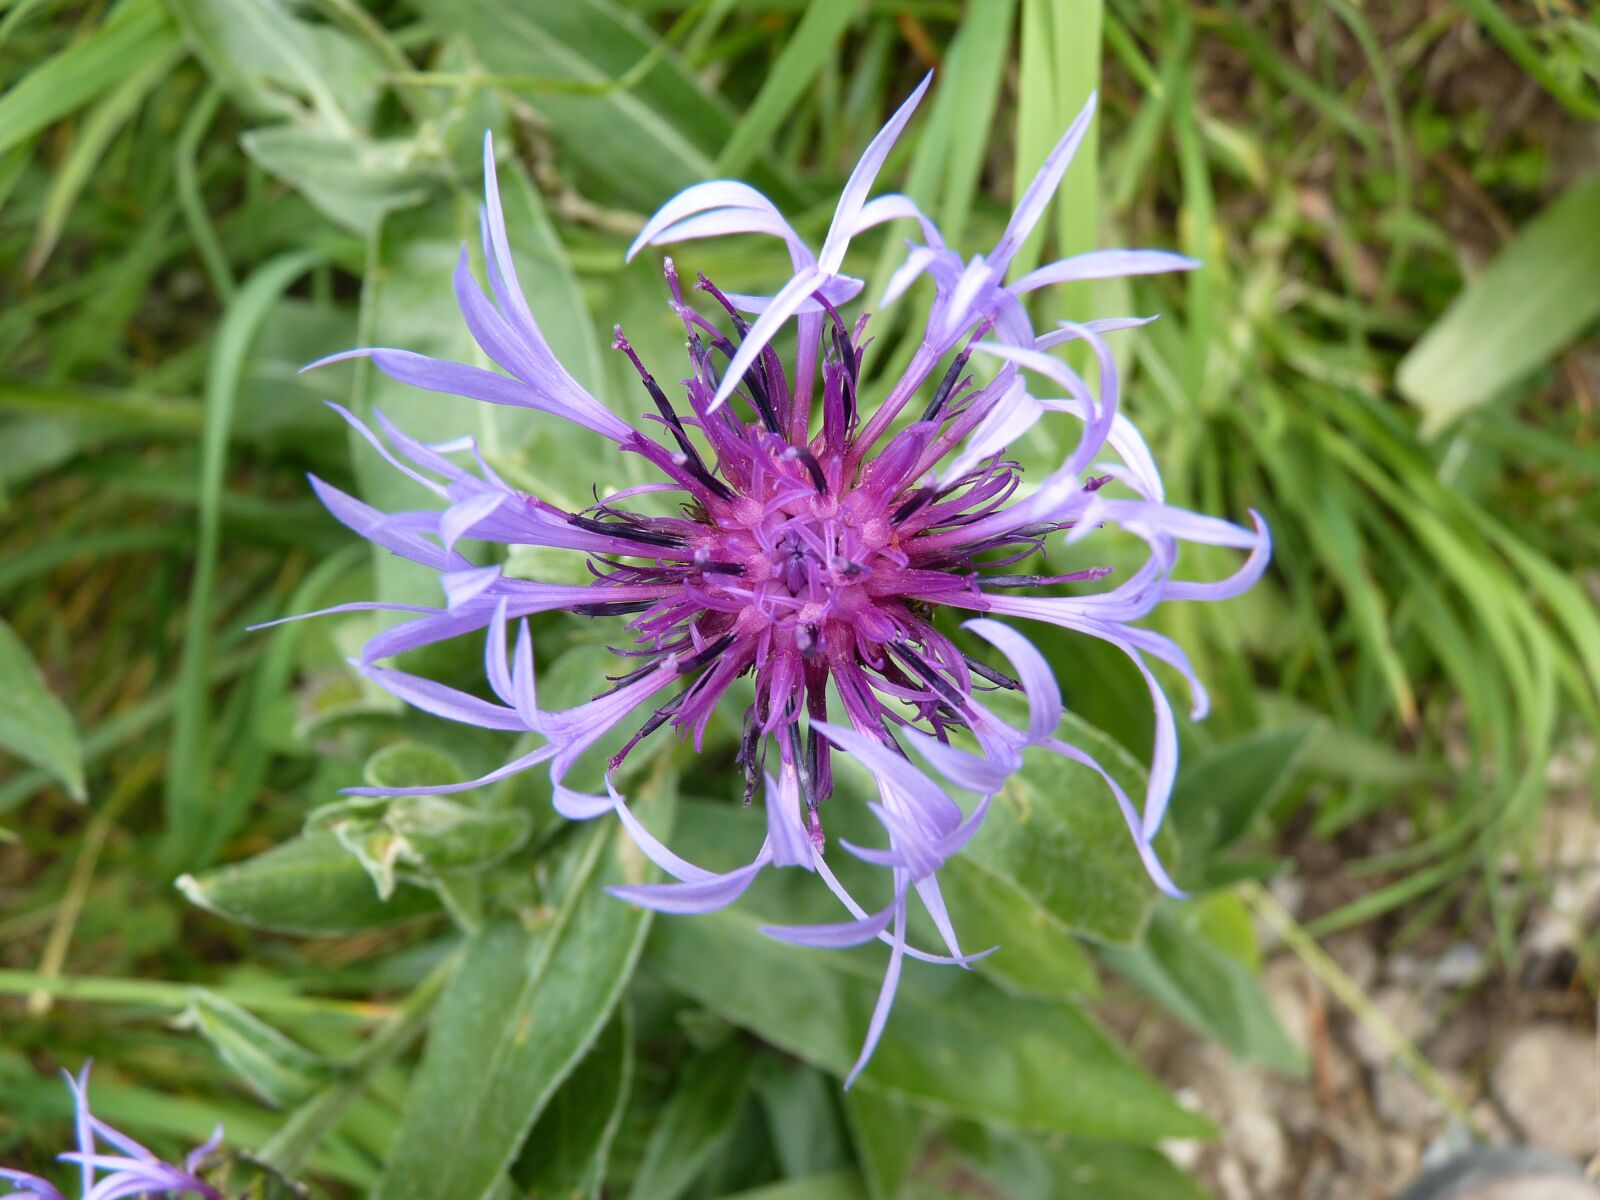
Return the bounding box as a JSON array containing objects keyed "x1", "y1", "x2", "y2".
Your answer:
[{"x1": 1, "y1": 0, "x2": 1597, "y2": 1197}]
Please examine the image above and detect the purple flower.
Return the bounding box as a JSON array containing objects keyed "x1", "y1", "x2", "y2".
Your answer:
[
  {"x1": 1, "y1": 1066, "x2": 221, "y2": 1200},
  {"x1": 291, "y1": 77, "x2": 1269, "y2": 1084}
]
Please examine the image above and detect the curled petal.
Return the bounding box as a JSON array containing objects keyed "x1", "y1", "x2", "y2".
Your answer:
[
  {"x1": 962, "y1": 619, "x2": 1062, "y2": 742},
  {"x1": 1163, "y1": 509, "x2": 1272, "y2": 602},
  {"x1": 610, "y1": 846, "x2": 772, "y2": 914},
  {"x1": 629, "y1": 180, "x2": 806, "y2": 266},
  {"x1": 759, "y1": 903, "x2": 895, "y2": 949}
]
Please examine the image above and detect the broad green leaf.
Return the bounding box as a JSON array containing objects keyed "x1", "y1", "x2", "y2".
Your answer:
[
  {"x1": 936, "y1": 856, "x2": 1099, "y2": 1001},
  {"x1": 0, "y1": 616, "x2": 84, "y2": 800},
  {"x1": 177, "y1": 833, "x2": 439, "y2": 934},
  {"x1": 167, "y1": 0, "x2": 382, "y2": 130},
  {"x1": 0, "y1": 0, "x2": 178, "y2": 158},
  {"x1": 241, "y1": 126, "x2": 441, "y2": 235},
  {"x1": 645, "y1": 809, "x2": 1208, "y2": 1141},
  {"x1": 962, "y1": 712, "x2": 1163, "y2": 945},
  {"x1": 626, "y1": 1039, "x2": 753, "y2": 1200},
  {"x1": 376, "y1": 785, "x2": 672, "y2": 1200},
  {"x1": 363, "y1": 740, "x2": 469, "y2": 791},
  {"x1": 1168, "y1": 724, "x2": 1314, "y2": 867},
  {"x1": 179, "y1": 990, "x2": 334, "y2": 1107},
  {"x1": 1101, "y1": 902, "x2": 1304, "y2": 1074},
  {"x1": 403, "y1": 0, "x2": 784, "y2": 211},
  {"x1": 950, "y1": 1122, "x2": 1215, "y2": 1200},
  {"x1": 843, "y1": 1087, "x2": 925, "y2": 1200},
  {"x1": 511, "y1": 1012, "x2": 634, "y2": 1200},
  {"x1": 1041, "y1": 1141, "x2": 1214, "y2": 1200},
  {"x1": 1398, "y1": 172, "x2": 1600, "y2": 434}
]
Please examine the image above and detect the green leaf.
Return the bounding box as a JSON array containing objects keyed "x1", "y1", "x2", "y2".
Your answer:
[
  {"x1": 0, "y1": 616, "x2": 84, "y2": 800},
  {"x1": 307, "y1": 792, "x2": 532, "y2": 900},
  {"x1": 1169, "y1": 724, "x2": 1315, "y2": 868},
  {"x1": 1041, "y1": 1141, "x2": 1215, "y2": 1200},
  {"x1": 375, "y1": 784, "x2": 672, "y2": 1200},
  {"x1": 0, "y1": 0, "x2": 179, "y2": 159},
  {"x1": 1398, "y1": 172, "x2": 1600, "y2": 434},
  {"x1": 646, "y1": 807, "x2": 1208, "y2": 1141},
  {"x1": 949, "y1": 1121, "x2": 1216, "y2": 1200},
  {"x1": 511, "y1": 1011, "x2": 634, "y2": 1200},
  {"x1": 179, "y1": 989, "x2": 335, "y2": 1107},
  {"x1": 241, "y1": 126, "x2": 441, "y2": 235},
  {"x1": 1101, "y1": 901, "x2": 1305, "y2": 1074},
  {"x1": 929, "y1": 0, "x2": 1015, "y2": 244},
  {"x1": 362, "y1": 740, "x2": 469, "y2": 790},
  {"x1": 843, "y1": 1088, "x2": 924, "y2": 1200},
  {"x1": 626, "y1": 1039, "x2": 753, "y2": 1200},
  {"x1": 936, "y1": 856, "x2": 1100, "y2": 1001},
  {"x1": 24, "y1": 40, "x2": 180, "y2": 276},
  {"x1": 177, "y1": 833, "x2": 439, "y2": 935},
  {"x1": 404, "y1": 0, "x2": 771, "y2": 210},
  {"x1": 168, "y1": 0, "x2": 382, "y2": 131},
  {"x1": 961, "y1": 712, "x2": 1162, "y2": 945}
]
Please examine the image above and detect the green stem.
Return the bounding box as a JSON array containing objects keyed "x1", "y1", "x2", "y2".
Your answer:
[{"x1": 1242, "y1": 881, "x2": 1480, "y2": 1132}]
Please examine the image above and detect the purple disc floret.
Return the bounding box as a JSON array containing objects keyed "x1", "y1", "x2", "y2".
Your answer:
[{"x1": 288, "y1": 75, "x2": 1270, "y2": 1084}]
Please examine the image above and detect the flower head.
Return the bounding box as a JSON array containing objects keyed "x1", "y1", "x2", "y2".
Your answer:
[
  {"x1": 292, "y1": 78, "x2": 1269, "y2": 1084},
  {"x1": 1, "y1": 1066, "x2": 221, "y2": 1200}
]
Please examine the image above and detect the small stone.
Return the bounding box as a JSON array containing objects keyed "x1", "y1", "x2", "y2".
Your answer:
[
  {"x1": 1490, "y1": 1023, "x2": 1600, "y2": 1159},
  {"x1": 1326, "y1": 930, "x2": 1380, "y2": 992},
  {"x1": 1475, "y1": 1180, "x2": 1600, "y2": 1199},
  {"x1": 1374, "y1": 1067, "x2": 1446, "y2": 1132},
  {"x1": 1176, "y1": 1045, "x2": 1290, "y2": 1200}
]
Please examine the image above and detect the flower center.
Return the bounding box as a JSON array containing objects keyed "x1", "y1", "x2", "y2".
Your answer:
[{"x1": 697, "y1": 472, "x2": 906, "y2": 659}]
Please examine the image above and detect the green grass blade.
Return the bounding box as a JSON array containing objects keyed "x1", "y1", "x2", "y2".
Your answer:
[
  {"x1": 162, "y1": 249, "x2": 324, "y2": 870},
  {"x1": 714, "y1": 0, "x2": 861, "y2": 177},
  {"x1": 23, "y1": 41, "x2": 180, "y2": 276},
  {"x1": 0, "y1": 0, "x2": 178, "y2": 157}
]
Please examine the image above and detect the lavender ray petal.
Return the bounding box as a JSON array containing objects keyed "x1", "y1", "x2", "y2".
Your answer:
[
  {"x1": 819, "y1": 72, "x2": 932, "y2": 274},
  {"x1": 1047, "y1": 736, "x2": 1186, "y2": 899},
  {"x1": 758, "y1": 903, "x2": 895, "y2": 948},
  {"x1": 1162, "y1": 509, "x2": 1272, "y2": 602},
  {"x1": 991, "y1": 92, "x2": 1096, "y2": 273},
  {"x1": 344, "y1": 741, "x2": 559, "y2": 799},
  {"x1": 843, "y1": 891, "x2": 908, "y2": 1088},
  {"x1": 609, "y1": 848, "x2": 771, "y2": 914},
  {"x1": 1010, "y1": 248, "x2": 1200, "y2": 295},
  {"x1": 710, "y1": 265, "x2": 824, "y2": 412},
  {"x1": 962, "y1": 618, "x2": 1063, "y2": 742},
  {"x1": 360, "y1": 663, "x2": 529, "y2": 731}
]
